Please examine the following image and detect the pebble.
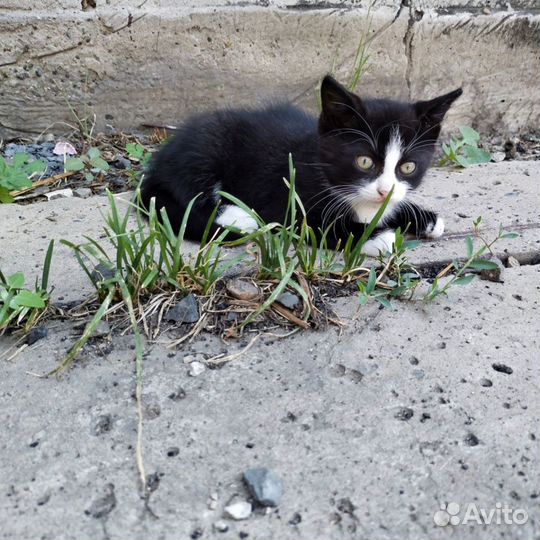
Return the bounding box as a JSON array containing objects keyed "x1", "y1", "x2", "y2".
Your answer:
[
  {"x1": 276, "y1": 291, "x2": 300, "y2": 310},
  {"x1": 189, "y1": 361, "x2": 205, "y2": 377},
  {"x1": 213, "y1": 521, "x2": 229, "y2": 532},
  {"x1": 183, "y1": 353, "x2": 205, "y2": 364},
  {"x1": 394, "y1": 407, "x2": 414, "y2": 421},
  {"x1": 492, "y1": 151, "x2": 506, "y2": 163},
  {"x1": 88, "y1": 320, "x2": 111, "y2": 338},
  {"x1": 113, "y1": 156, "x2": 131, "y2": 170},
  {"x1": 479, "y1": 257, "x2": 505, "y2": 283},
  {"x1": 91, "y1": 262, "x2": 116, "y2": 282},
  {"x1": 507, "y1": 256, "x2": 520, "y2": 268},
  {"x1": 464, "y1": 433, "x2": 480, "y2": 447},
  {"x1": 85, "y1": 484, "x2": 116, "y2": 518},
  {"x1": 165, "y1": 294, "x2": 199, "y2": 324},
  {"x1": 26, "y1": 326, "x2": 48, "y2": 345},
  {"x1": 226, "y1": 278, "x2": 260, "y2": 301},
  {"x1": 94, "y1": 414, "x2": 112, "y2": 435},
  {"x1": 479, "y1": 378, "x2": 493, "y2": 387},
  {"x1": 224, "y1": 500, "x2": 252, "y2": 520},
  {"x1": 73, "y1": 187, "x2": 93, "y2": 199},
  {"x1": 243, "y1": 468, "x2": 283, "y2": 507},
  {"x1": 492, "y1": 363, "x2": 513, "y2": 375},
  {"x1": 45, "y1": 188, "x2": 73, "y2": 200}
]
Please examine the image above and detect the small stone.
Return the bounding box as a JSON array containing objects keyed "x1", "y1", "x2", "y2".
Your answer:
[
  {"x1": 479, "y1": 378, "x2": 493, "y2": 387},
  {"x1": 73, "y1": 187, "x2": 92, "y2": 198},
  {"x1": 479, "y1": 258, "x2": 504, "y2": 283},
  {"x1": 183, "y1": 354, "x2": 196, "y2": 364},
  {"x1": 226, "y1": 278, "x2": 260, "y2": 301},
  {"x1": 190, "y1": 528, "x2": 203, "y2": 539},
  {"x1": 243, "y1": 468, "x2": 283, "y2": 507},
  {"x1": 166, "y1": 447, "x2": 179, "y2": 457},
  {"x1": 37, "y1": 492, "x2": 50, "y2": 506},
  {"x1": 26, "y1": 326, "x2": 48, "y2": 345},
  {"x1": 113, "y1": 156, "x2": 131, "y2": 170},
  {"x1": 85, "y1": 484, "x2": 116, "y2": 518},
  {"x1": 288, "y1": 512, "x2": 302, "y2": 525},
  {"x1": 45, "y1": 188, "x2": 73, "y2": 200},
  {"x1": 208, "y1": 499, "x2": 218, "y2": 510},
  {"x1": 394, "y1": 407, "x2": 414, "y2": 421},
  {"x1": 88, "y1": 320, "x2": 111, "y2": 338},
  {"x1": 91, "y1": 262, "x2": 115, "y2": 282},
  {"x1": 409, "y1": 356, "x2": 419, "y2": 365},
  {"x1": 213, "y1": 520, "x2": 229, "y2": 533},
  {"x1": 492, "y1": 363, "x2": 513, "y2": 375},
  {"x1": 224, "y1": 500, "x2": 252, "y2": 520},
  {"x1": 276, "y1": 291, "x2": 300, "y2": 310},
  {"x1": 492, "y1": 151, "x2": 505, "y2": 162},
  {"x1": 507, "y1": 256, "x2": 520, "y2": 268},
  {"x1": 168, "y1": 387, "x2": 186, "y2": 401},
  {"x1": 464, "y1": 433, "x2": 480, "y2": 447},
  {"x1": 165, "y1": 294, "x2": 199, "y2": 324},
  {"x1": 189, "y1": 361, "x2": 205, "y2": 377},
  {"x1": 94, "y1": 414, "x2": 112, "y2": 435}
]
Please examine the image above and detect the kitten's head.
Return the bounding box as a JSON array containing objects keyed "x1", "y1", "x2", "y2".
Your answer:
[{"x1": 317, "y1": 75, "x2": 462, "y2": 223}]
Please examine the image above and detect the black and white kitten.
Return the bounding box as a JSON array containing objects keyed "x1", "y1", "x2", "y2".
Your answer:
[{"x1": 141, "y1": 75, "x2": 462, "y2": 255}]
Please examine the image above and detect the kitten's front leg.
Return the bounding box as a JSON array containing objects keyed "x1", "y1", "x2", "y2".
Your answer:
[
  {"x1": 388, "y1": 201, "x2": 445, "y2": 239},
  {"x1": 361, "y1": 230, "x2": 396, "y2": 257}
]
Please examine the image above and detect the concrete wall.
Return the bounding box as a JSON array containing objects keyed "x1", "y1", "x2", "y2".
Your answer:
[{"x1": 0, "y1": 1, "x2": 538, "y2": 138}]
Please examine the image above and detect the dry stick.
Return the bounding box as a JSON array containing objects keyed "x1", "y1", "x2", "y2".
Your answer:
[
  {"x1": 272, "y1": 303, "x2": 310, "y2": 329},
  {"x1": 11, "y1": 171, "x2": 77, "y2": 197},
  {"x1": 436, "y1": 261, "x2": 455, "y2": 280},
  {"x1": 206, "y1": 333, "x2": 262, "y2": 365}
]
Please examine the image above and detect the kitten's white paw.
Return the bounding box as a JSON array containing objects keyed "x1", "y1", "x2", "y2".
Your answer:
[
  {"x1": 216, "y1": 205, "x2": 258, "y2": 233},
  {"x1": 361, "y1": 230, "x2": 396, "y2": 257},
  {"x1": 425, "y1": 217, "x2": 445, "y2": 239}
]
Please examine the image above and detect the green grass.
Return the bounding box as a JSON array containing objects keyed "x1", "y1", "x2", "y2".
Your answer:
[{"x1": 439, "y1": 126, "x2": 492, "y2": 168}]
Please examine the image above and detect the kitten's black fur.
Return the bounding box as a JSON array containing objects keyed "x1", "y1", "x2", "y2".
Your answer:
[{"x1": 141, "y1": 76, "x2": 462, "y2": 247}]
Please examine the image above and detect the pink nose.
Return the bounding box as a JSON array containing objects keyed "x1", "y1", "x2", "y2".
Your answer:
[{"x1": 377, "y1": 188, "x2": 389, "y2": 198}]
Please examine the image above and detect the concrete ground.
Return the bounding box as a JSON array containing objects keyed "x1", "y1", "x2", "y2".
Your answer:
[{"x1": 0, "y1": 161, "x2": 539, "y2": 540}]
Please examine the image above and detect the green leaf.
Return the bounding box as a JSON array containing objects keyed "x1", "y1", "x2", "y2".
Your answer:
[
  {"x1": 468, "y1": 259, "x2": 500, "y2": 270},
  {"x1": 90, "y1": 157, "x2": 109, "y2": 171},
  {"x1": 455, "y1": 154, "x2": 472, "y2": 168},
  {"x1": 84, "y1": 172, "x2": 94, "y2": 182},
  {"x1": 463, "y1": 145, "x2": 491, "y2": 164},
  {"x1": 376, "y1": 296, "x2": 393, "y2": 309},
  {"x1": 8, "y1": 272, "x2": 25, "y2": 289},
  {"x1": 500, "y1": 232, "x2": 519, "y2": 239},
  {"x1": 403, "y1": 239, "x2": 421, "y2": 250},
  {"x1": 13, "y1": 290, "x2": 46, "y2": 308},
  {"x1": 12, "y1": 153, "x2": 30, "y2": 167},
  {"x1": 0, "y1": 186, "x2": 13, "y2": 203},
  {"x1": 454, "y1": 274, "x2": 476, "y2": 286},
  {"x1": 465, "y1": 236, "x2": 474, "y2": 258},
  {"x1": 459, "y1": 126, "x2": 480, "y2": 145},
  {"x1": 65, "y1": 157, "x2": 85, "y2": 171},
  {"x1": 87, "y1": 147, "x2": 101, "y2": 160},
  {"x1": 365, "y1": 268, "x2": 377, "y2": 294}
]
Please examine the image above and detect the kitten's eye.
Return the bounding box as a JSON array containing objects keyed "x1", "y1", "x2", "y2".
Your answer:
[
  {"x1": 399, "y1": 161, "x2": 416, "y2": 175},
  {"x1": 355, "y1": 156, "x2": 374, "y2": 170}
]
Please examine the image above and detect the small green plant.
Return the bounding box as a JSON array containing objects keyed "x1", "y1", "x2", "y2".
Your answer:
[
  {"x1": 0, "y1": 154, "x2": 46, "y2": 203},
  {"x1": 126, "y1": 143, "x2": 152, "y2": 167},
  {"x1": 65, "y1": 147, "x2": 109, "y2": 181},
  {"x1": 0, "y1": 241, "x2": 54, "y2": 332},
  {"x1": 440, "y1": 126, "x2": 491, "y2": 168}
]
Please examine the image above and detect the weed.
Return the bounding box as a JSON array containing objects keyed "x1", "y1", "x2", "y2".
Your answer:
[
  {"x1": 64, "y1": 147, "x2": 110, "y2": 181},
  {"x1": 0, "y1": 154, "x2": 47, "y2": 203},
  {"x1": 0, "y1": 241, "x2": 54, "y2": 332},
  {"x1": 440, "y1": 126, "x2": 491, "y2": 168}
]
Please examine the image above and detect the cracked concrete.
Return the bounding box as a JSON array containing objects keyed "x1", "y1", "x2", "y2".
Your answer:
[
  {"x1": 0, "y1": 161, "x2": 539, "y2": 539},
  {"x1": 0, "y1": 1, "x2": 539, "y2": 137}
]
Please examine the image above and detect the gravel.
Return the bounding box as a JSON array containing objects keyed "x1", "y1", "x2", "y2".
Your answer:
[
  {"x1": 224, "y1": 500, "x2": 252, "y2": 520},
  {"x1": 243, "y1": 467, "x2": 283, "y2": 507},
  {"x1": 165, "y1": 294, "x2": 200, "y2": 324}
]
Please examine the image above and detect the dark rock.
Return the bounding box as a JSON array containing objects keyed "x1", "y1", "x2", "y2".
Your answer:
[
  {"x1": 73, "y1": 187, "x2": 92, "y2": 199},
  {"x1": 492, "y1": 363, "x2": 513, "y2": 375},
  {"x1": 85, "y1": 484, "x2": 116, "y2": 518},
  {"x1": 190, "y1": 528, "x2": 203, "y2": 539},
  {"x1": 165, "y1": 294, "x2": 199, "y2": 324},
  {"x1": 288, "y1": 512, "x2": 302, "y2": 525},
  {"x1": 479, "y1": 258, "x2": 505, "y2": 283},
  {"x1": 243, "y1": 467, "x2": 283, "y2": 507},
  {"x1": 276, "y1": 292, "x2": 300, "y2": 310},
  {"x1": 93, "y1": 414, "x2": 112, "y2": 435},
  {"x1": 91, "y1": 262, "x2": 116, "y2": 283},
  {"x1": 464, "y1": 433, "x2": 480, "y2": 447},
  {"x1": 479, "y1": 378, "x2": 493, "y2": 387},
  {"x1": 146, "y1": 472, "x2": 161, "y2": 493},
  {"x1": 166, "y1": 447, "x2": 179, "y2": 457},
  {"x1": 109, "y1": 176, "x2": 126, "y2": 189},
  {"x1": 394, "y1": 407, "x2": 414, "y2": 421},
  {"x1": 26, "y1": 326, "x2": 48, "y2": 345},
  {"x1": 113, "y1": 156, "x2": 131, "y2": 170},
  {"x1": 168, "y1": 387, "x2": 186, "y2": 401}
]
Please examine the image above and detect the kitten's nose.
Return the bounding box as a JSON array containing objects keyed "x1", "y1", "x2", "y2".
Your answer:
[{"x1": 377, "y1": 188, "x2": 390, "y2": 198}]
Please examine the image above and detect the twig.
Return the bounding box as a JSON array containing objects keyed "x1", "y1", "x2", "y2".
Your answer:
[
  {"x1": 11, "y1": 171, "x2": 77, "y2": 197},
  {"x1": 206, "y1": 333, "x2": 262, "y2": 365}
]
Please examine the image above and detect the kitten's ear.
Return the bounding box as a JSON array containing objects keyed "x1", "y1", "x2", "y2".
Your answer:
[
  {"x1": 415, "y1": 88, "x2": 463, "y2": 125},
  {"x1": 319, "y1": 75, "x2": 366, "y2": 132}
]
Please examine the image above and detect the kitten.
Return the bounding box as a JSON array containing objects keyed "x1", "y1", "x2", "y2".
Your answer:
[{"x1": 141, "y1": 75, "x2": 462, "y2": 255}]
